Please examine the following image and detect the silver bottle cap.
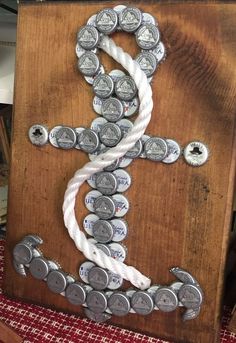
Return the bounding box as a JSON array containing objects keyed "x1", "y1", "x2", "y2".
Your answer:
[
  {"x1": 87, "y1": 173, "x2": 97, "y2": 189},
  {"x1": 113, "y1": 169, "x2": 131, "y2": 192},
  {"x1": 136, "y1": 24, "x2": 160, "y2": 50},
  {"x1": 86, "y1": 290, "x2": 108, "y2": 313},
  {"x1": 115, "y1": 76, "x2": 137, "y2": 101},
  {"x1": 96, "y1": 8, "x2": 118, "y2": 34},
  {"x1": 170, "y1": 267, "x2": 198, "y2": 285},
  {"x1": 183, "y1": 141, "x2": 209, "y2": 167},
  {"x1": 90, "y1": 117, "x2": 108, "y2": 133},
  {"x1": 119, "y1": 7, "x2": 142, "y2": 32},
  {"x1": 55, "y1": 127, "x2": 77, "y2": 149},
  {"x1": 154, "y1": 287, "x2": 179, "y2": 312},
  {"x1": 93, "y1": 74, "x2": 114, "y2": 99},
  {"x1": 142, "y1": 13, "x2": 157, "y2": 26},
  {"x1": 95, "y1": 172, "x2": 118, "y2": 195},
  {"x1": 125, "y1": 139, "x2": 143, "y2": 159},
  {"x1": 135, "y1": 51, "x2": 157, "y2": 77},
  {"x1": 149, "y1": 41, "x2": 166, "y2": 64},
  {"x1": 79, "y1": 261, "x2": 95, "y2": 283},
  {"x1": 13, "y1": 260, "x2": 26, "y2": 277},
  {"x1": 78, "y1": 128, "x2": 100, "y2": 153},
  {"x1": 92, "y1": 220, "x2": 114, "y2": 243},
  {"x1": 13, "y1": 242, "x2": 36, "y2": 265},
  {"x1": 65, "y1": 282, "x2": 87, "y2": 306},
  {"x1": 83, "y1": 214, "x2": 99, "y2": 235},
  {"x1": 101, "y1": 97, "x2": 124, "y2": 122},
  {"x1": 144, "y1": 137, "x2": 168, "y2": 161},
  {"x1": 126, "y1": 290, "x2": 136, "y2": 313},
  {"x1": 47, "y1": 270, "x2": 69, "y2": 294},
  {"x1": 123, "y1": 97, "x2": 139, "y2": 117},
  {"x1": 140, "y1": 134, "x2": 150, "y2": 158},
  {"x1": 183, "y1": 307, "x2": 201, "y2": 321},
  {"x1": 85, "y1": 190, "x2": 102, "y2": 212},
  {"x1": 105, "y1": 291, "x2": 113, "y2": 302},
  {"x1": 77, "y1": 25, "x2": 100, "y2": 50},
  {"x1": 28, "y1": 124, "x2": 48, "y2": 146},
  {"x1": 103, "y1": 156, "x2": 121, "y2": 172},
  {"x1": 109, "y1": 242, "x2": 127, "y2": 263},
  {"x1": 108, "y1": 292, "x2": 131, "y2": 316},
  {"x1": 94, "y1": 195, "x2": 116, "y2": 219},
  {"x1": 131, "y1": 291, "x2": 154, "y2": 315},
  {"x1": 126, "y1": 289, "x2": 136, "y2": 297},
  {"x1": 109, "y1": 69, "x2": 126, "y2": 82},
  {"x1": 113, "y1": 5, "x2": 127, "y2": 15},
  {"x1": 107, "y1": 272, "x2": 124, "y2": 290},
  {"x1": 84, "y1": 65, "x2": 105, "y2": 85},
  {"x1": 119, "y1": 156, "x2": 132, "y2": 168},
  {"x1": 116, "y1": 118, "x2": 133, "y2": 135},
  {"x1": 22, "y1": 235, "x2": 43, "y2": 247},
  {"x1": 178, "y1": 284, "x2": 203, "y2": 309},
  {"x1": 147, "y1": 285, "x2": 161, "y2": 297},
  {"x1": 162, "y1": 139, "x2": 181, "y2": 164},
  {"x1": 99, "y1": 123, "x2": 122, "y2": 147},
  {"x1": 95, "y1": 243, "x2": 111, "y2": 256},
  {"x1": 48, "y1": 126, "x2": 62, "y2": 148},
  {"x1": 78, "y1": 51, "x2": 100, "y2": 77},
  {"x1": 88, "y1": 266, "x2": 110, "y2": 290},
  {"x1": 74, "y1": 127, "x2": 85, "y2": 150},
  {"x1": 170, "y1": 281, "x2": 184, "y2": 292},
  {"x1": 93, "y1": 96, "x2": 104, "y2": 115},
  {"x1": 84, "y1": 308, "x2": 111, "y2": 322},
  {"x1": 87, "y1": 14, "x2": 97, "y2": 27},
  {"x1": 29, "y1": 257, "x2": 56, "y2": 280},
  {"x1": 112, "y1": 194, "x2": 129, "y2": 217},
  {"x1": 75, "y1": 42, "x2": 97, "y2": 58},
  {"x1": 147, "y1": 285, "x2": 161, "y2": 310},
  {"x1": 110, "y1": 218, "x2": 128, "y2": 242}
]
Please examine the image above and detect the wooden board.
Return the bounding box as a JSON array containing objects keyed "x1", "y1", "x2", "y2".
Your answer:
[
  {"x1": 0, "y1": 321, "x2": 23, "y2": 343},
  {"x1": 3, "y1": 1, "x2": 236, "y2": 342}
]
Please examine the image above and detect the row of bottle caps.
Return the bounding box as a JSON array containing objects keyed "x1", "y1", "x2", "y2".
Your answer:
[{"x1": 13, "y1": 236, "x2": 203, "y2": 321}]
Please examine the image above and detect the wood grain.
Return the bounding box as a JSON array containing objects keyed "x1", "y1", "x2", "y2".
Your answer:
[
  {"x1": 0, "y1": 321, "x2": 23, "y2": 343},
  {"x1": 3, "y1": 2, "x2": 236, "y2": 343}
]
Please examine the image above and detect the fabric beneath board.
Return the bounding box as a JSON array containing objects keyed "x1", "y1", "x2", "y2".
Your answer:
[{"x1": 0, "y1": 239, "x2": 235, "y2": 343}]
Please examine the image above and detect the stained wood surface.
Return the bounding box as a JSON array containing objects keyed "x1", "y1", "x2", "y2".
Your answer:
[
  {"x1": 0, "y1": 321, "x2": 23, "y2": 343},
  {"x1": 3, "y1": 2, "x2": 236, "y2": 343}
]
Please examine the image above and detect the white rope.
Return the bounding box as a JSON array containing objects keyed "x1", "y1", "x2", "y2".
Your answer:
[{"x1": 63, "y1": 36, "x2": 153, "y2": 290}]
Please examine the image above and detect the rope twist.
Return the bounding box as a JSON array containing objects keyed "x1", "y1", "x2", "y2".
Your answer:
[{"x1": 63, "y1": 36, "x2": 153, "y2": 290}]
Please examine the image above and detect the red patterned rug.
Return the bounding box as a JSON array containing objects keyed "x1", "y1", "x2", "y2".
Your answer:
[{"x1": 0, "y1": 238, "x2": 235, "y2": 343}]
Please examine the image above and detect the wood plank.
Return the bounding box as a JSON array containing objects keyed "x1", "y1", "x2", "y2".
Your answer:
[
  {"x1": 0, "y1": 321, "x2": 23, "y2": 343},
  {"x1": 3, "y1": 2, "x2": 236, "y2": 343}
]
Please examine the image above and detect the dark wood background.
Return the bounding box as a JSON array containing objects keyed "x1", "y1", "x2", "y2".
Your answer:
[{"x1": 3, "y1": 1, "x2": 236, "y2": 342}]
